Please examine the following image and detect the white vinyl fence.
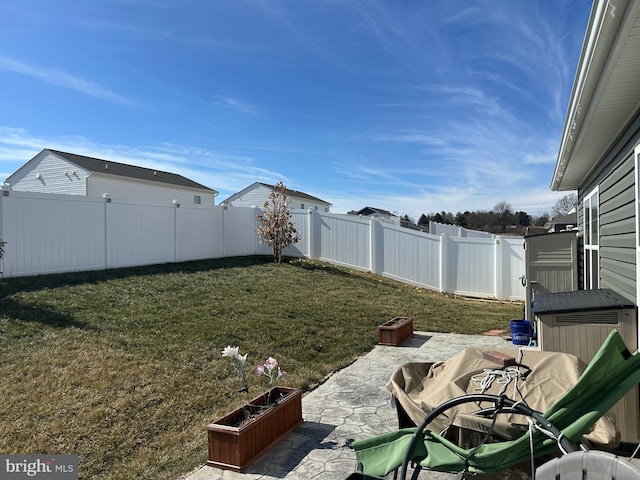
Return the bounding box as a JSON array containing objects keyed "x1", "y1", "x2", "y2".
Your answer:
[
  {"x1": 429, "y1": 221, "x2": 494, "y2": 238},
  {"x1": 0, "y1": 189, "x2": 526, "y2": 301}
]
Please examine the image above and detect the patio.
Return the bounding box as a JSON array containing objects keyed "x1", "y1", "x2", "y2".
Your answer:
[{"x1": 183, "y1": 331, "x2": 509, "y2": 480}]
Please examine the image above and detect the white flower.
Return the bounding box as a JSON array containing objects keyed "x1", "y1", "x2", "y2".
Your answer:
[
  {"x1": 222, "y1": 345, "x2": 247, "y2": 367},
  {"x1": 222, "y1": 345, "x2": 250, "y2": 394},
  {"x1": 222, "y1": 345, "x2": 240, "y2": 359}
]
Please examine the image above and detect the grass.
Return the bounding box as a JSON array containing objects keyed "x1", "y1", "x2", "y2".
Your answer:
[{"x1": 0, "y1": 256, "x2": 522, "y2": 479}]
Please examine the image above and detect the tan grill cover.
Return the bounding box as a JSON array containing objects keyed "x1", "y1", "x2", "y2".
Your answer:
[{"x1": 387, "y1": 347, "x2": 619, "y2": 448}]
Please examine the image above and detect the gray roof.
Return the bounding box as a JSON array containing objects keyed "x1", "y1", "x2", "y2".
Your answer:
[
  {"x1": 255, "y1": 182, "x2": 329, "y2": 205},
  {"x1": 549, "y1": 213, "x2": 577, "y2": 224},
  {"x1": 544, "y1": 212, "x2": 577, "y2": 230},
  {"x1": 221, "y1": 182, "x2": 331, "y2": 206},
  {"x1": 348, "y1": 206, "x2": 398, "y2": 217},
  {"x1": 48, "y1": 149, "x2": 216, "y2": 192}
]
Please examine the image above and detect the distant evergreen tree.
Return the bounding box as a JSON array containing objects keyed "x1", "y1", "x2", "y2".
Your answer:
[
  {"x1": 533, "y1": 213, "x2": 550, "y2": 226},
  {"x1": 454, "y1": 212, "x2": 468, "y2": 228},
  {"x1": 515, "y1": 211, "x2": 531, "y2": 227}
]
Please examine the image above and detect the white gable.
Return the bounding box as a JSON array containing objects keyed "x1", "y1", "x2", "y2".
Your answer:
[
  {"x1": 223, "y1": 182, "x2": 331, "y2": 212},
  {"x1": 6, "y1": 150, "x2": 217, "y2": 206},
  {"x1": 6, "y1": 151, "x2": 90, "y2": 196}
]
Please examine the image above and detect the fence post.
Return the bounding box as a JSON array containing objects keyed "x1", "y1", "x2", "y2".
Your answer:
[
  {"x1": 494, "y1": 237, "x2": 502, "y2": 300},
  {"x1": 221, "y1": 206, "x2": 226, "y2": 258},
  {"x1": 172, "y1": 199, "x2": 180, "y2": 262},
  {"x1": 439, "y1": 234, "x2": 447, "y2": 293},
  {"x1": 102, "y1": 193, "x2": 111, "y2": 269},
  {"x1": 0, "y1": 186, "x2": 6, "y2": 276},
  {"x1": 370, "y1": 218, "x2": 380, "y2": 274},
  {"x1": 254, "y1": 206, "x2": 260, "y2": 256},
  {"x1": 307, "y1": 209, "x2": 314, "y2": 260}
]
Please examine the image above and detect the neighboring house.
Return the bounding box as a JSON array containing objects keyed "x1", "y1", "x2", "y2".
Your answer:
[
  {"x1": 220, "y1": 182, "x2": 331, "y2": 212},
  {"x1": 347, "y1": 206, "x2": 400, "y2": 225},
  {"x1": 552, "y1": 0, "x2": 640, "y2": 303},
  {"x1": 5, "y1": 149, "x2": 218, "y2": 206},
  {"x1": 544, "y1": 213, "x2": 578, "y2": 233}
]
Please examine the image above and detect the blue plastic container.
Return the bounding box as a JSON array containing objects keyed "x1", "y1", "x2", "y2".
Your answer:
[{"x1": 510, "y1": 319, "x2": 531, "y2": 346}]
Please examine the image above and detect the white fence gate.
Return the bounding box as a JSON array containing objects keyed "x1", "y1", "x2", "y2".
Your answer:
[{"x1": 0, "y1": 189, "x2": 526, "y2": 301}]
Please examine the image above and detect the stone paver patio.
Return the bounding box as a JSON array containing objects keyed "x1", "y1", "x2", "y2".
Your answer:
[{"x1": 183, "y1": 332, "x2": 509, "y2": 480}]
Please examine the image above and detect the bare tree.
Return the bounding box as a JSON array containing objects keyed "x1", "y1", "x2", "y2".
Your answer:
[
  {"x1": 552, "y1": 193, "x2": 578, "y2": 217},
  {"x1": 492, "y1": 200, "x2": 512, "y2": 217},
  {"x1": 256, "y1": 182, "x2": 300, "y2": 263},
  {"x1": 532, "y1": 212, "x2": 551, "y2": 226},
  {"x1": 492, "y1": 201, "x2": 514, "y2": 231}
]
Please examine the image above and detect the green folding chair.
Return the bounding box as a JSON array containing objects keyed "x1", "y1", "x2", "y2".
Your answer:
[{"x1": 352, "y1": 330, "x2": 640, "y2": 480}]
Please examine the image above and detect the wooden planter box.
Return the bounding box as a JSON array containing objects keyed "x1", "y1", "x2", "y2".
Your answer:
[
  {"x1": 378, "y1": 316, "x2": 413, "y2": 346},
  {"x1": 207, "y1": 386, "x2": 303, "y2": 472}
]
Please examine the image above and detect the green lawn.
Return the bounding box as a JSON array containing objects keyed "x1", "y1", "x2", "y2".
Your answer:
[{"x1": 0, "y1": 256, "x2": 522, "y2": 479}]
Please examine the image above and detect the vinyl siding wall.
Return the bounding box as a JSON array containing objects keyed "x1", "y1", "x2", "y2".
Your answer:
[
  {"x1": 227, "y1": 184, "x2": 330, "y2": 211},
  {"x1": 577, "y1": 113, "x2": 640, "y2": 303},
  {"x1": 599, "y1": 153, "x2": 636, "y2": 300},
  {"x1": 88, "y1": 173, "x2": 215, "y2": 206},
  {"x1": 7, "y1": 152, "x2": 88, "y2": 195}
]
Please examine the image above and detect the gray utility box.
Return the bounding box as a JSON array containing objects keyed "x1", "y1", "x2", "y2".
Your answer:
[
  {"x1": 534, "y1": 289, "x2": 638, "y2": 443},
  {"x1": 524, "y1": 231, "x2": 578, "y2": 322}
]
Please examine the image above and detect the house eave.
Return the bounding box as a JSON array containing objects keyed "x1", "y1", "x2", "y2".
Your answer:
[{"x1": 552, "y1": 0, "x2": 640, "y2": 192}]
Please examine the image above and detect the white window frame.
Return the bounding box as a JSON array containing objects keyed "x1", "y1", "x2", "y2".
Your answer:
[
  {"x1": 583, "y1": 187, "x2": 599, "y2": 290},
  {"x1": 635, "y1": 145, "x2": 640, "y2": 308},
  {"x1": 634, "y1": 144, "x2": 640, "y2": 348}
]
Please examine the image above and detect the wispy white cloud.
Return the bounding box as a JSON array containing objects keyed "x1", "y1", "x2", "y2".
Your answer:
[
  {"x1": 76, "y1": 18, "x2": 170, "y2": 41},
  {"x1": 212, "y1": 95, "x2": 257, "y2": 115},
  {"x1": 0, "y1": 55, "x2": 130, "y2": 104}
]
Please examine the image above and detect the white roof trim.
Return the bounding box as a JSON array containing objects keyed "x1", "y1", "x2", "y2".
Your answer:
[{"x1": 552, "y1": 0, "x2": 640, "y2": 191}]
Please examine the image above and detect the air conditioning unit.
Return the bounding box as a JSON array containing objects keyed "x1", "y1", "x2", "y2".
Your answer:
[{"x1": 534, "y1": 289, "x2": 638, "y2": 443}]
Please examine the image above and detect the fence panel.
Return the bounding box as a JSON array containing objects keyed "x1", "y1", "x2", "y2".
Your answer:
[
  {"x1": 446, "y1": 237, "x2": 497, "y2": 298},
  {"x1": 381, "y1": 224, "x2": 442, "y2": 290},
  {"x1": 176, "y1": 206, "x2": 222, "y2": 261},
  {"x1": 107, "y1": 201, "x2": 176, "y2": 268},
  {"x1": 223, "y1": 206, "x2": 260, "y2": 257},
  {"x1": 318, "y1": 213, "x2": 370, "y2": 270},
  {"x1": 1, "y1": 190, "x2": 105, "y2": 276},
  {"x1": 430, "y1": 221, "x2": 493, "y2": 238},
  {"x1": 500, "y1": 237, "x2": 526, "y2": 301},
  {"x1": 283, "y1": 209, "x2": 309, "y2": 258},
  {"x1": 430, "y1": 222, "x2": 462, "y2": 237}
]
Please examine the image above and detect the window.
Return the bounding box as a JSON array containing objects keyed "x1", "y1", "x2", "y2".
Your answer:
[
  {"x1": 300, "y1": 203, "x2": 304, "y2": 209},
  {"x1": 583, "y1": 188, "x2": 599, "y2": 289},
  {"x1": 194, "y1": 195, "x2": 201, "y2": 204}
]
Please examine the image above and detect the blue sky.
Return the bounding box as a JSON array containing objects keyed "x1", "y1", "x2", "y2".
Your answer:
[{"x1": 0, "y1": 0, "x2": 591, "y2": 220}]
